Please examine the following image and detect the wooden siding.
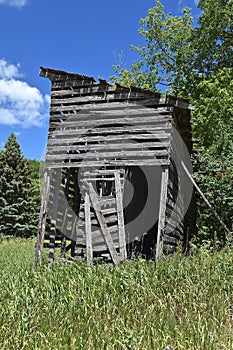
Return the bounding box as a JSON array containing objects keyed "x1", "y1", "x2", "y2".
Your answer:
[{"x1": 34, "y1": 67, "x2": 195, "y2": 266}]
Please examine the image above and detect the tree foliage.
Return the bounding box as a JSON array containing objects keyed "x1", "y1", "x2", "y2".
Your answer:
[
  {"x1": 0, "y1": 133, "x2": 39, "y2": 238},
  {"x1": 193, "y1": 68, "x2": 233, "y2": 150},
  {"x1": 111, "y1": 0, "x2": 233, "y2": 244},
  {"x1": 195, "y1": 0, "x2": 233, "y2": 76},
  {"x1": 193, "y1": 150, "x2": 233, "y2": 245},
  {"x1": 111, "y1": 0, "x2": 233, "y2": 97},
  {"x1": 111, "y1": 1, "x2": 195, "y2": 94}
]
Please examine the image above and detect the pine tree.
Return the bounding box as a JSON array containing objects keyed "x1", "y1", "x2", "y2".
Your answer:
[{"x1": 0, "y1": 133, "x2": 38, "y2": 238}]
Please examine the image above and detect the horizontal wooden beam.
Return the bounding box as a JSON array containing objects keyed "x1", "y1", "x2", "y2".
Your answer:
[
  {"x1": 47, "y1": 133, "x2": 171, "y2": 146},
  {"x1": 45, "y1": 158, "x2": 170, "y2": 168},
  {"x1": 50, "y1": 91, "x2": 158, "y2": 105},
  {"x1": 50, "y1": 106, "x2": 171, "y2": 120},
  {"x1": 46, "y1": 149, "x2": 169, "y2": 161},
  {"x1": 50, "y1": 117, "x2": 172, "y2": 129},
  {"x1": 47, "y1": 141, "x2": 170, "y2": 153}
]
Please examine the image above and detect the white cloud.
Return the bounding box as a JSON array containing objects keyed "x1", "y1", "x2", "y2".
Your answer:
[
  {"x1": 0, "y1": 59, "x2": 49, "y2": 128},
  {"x1": 0, "y1": 108, "x2": 18, "y2": 125},
  {"x1": 0, "y1": 0, "x2": 27, "y2": 7},
  {"x1": 0, "y1": 59, "x2": 21, "y2": 79}
]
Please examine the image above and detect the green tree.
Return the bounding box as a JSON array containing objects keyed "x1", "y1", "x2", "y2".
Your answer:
[
  {"x1": 0, "y1": 133, "x2": 39, "y2": 238},
  {"x1": 195, "y1": 0, "x2": 233, "y2": 77},
  {"x1": 111, "y1": 1, "x2": 195, "y2": 94},
  {"x1": 111, "y1": 0, "x2": 233, "y2": 97},
  {"x1": 111, "y1": 0, "x2": 233, "y2": 245},
  {"x1": 193, "y1": 68, "x2": 233, "y2": 150},
  {"x1": 27, "y1": 158, "x2": 42, "y2": 219}
]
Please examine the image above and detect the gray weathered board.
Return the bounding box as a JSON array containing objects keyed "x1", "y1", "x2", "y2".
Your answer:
[{"x1": 34, "y1": 67, "x2": 195, "y2": 268}]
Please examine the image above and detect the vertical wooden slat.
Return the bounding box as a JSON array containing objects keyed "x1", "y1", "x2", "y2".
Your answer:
[
  {"x1": 88, "y1": 182, "x2": 120, "y2": 265},
  {"x1": 34, "y1": 170, "x2": 51, "y2": 271},
  {"x1": 156, "y1": 166, "x2": 169, "y2": 262},
  {"x1": 73, "y1": 170, "x2": 82, "y2": 259},
  {"x1": 60, "y1": 234, "x2": 66, "y2": 258},
  {"x1": 48, "y1": 169, "x2": 61, "y2": 263},
  {"x1": 48, "y1": 220, "x2": 56, "y2": 263},
  {"x1": 85, "y1": 192, "x2": 93, "y2": 264},
  {"x1": 115, "y1": 171, "x2": 127, "y2": 261},
  {"x1": 61, "y1": 168, "x2": 71, "y2": 235},
  {"x1": 61, "y1": 208, "x2": 68, "y2": 235}
]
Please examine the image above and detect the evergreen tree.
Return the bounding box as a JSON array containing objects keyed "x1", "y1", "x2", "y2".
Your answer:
[
  {"x1": 0, "y1": 133, "x2": 38, "y2": 238},
  {"x1": 27, "y1": 158, "x2": 42, "y2": 216}
]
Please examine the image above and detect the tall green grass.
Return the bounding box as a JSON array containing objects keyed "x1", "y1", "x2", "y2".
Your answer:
[{"x1": 0, "y1": 239, "x2": 232, "y2": 349}]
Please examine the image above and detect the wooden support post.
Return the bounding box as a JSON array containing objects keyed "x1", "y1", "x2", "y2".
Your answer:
[
  {"x1": 85, "y1": 192, "x2": 93, "y2": 264},
  {"x1": 34, "y1": 170, "x2": 51, "y2": 271},
  {"x1": 48, "y1": 220, "x2": 56, "y2": 263},
  {"x1": 115, "y1": 172, "x2": 127, "y2": 261},
  {"x1": 61, "y1": 168, "x2": 71, "y2": 236},
  {"x1": 60, "y1": 234, "x2": 66, "y2": 258},
  {"x1": 156, "y1": 167, "x2": 169, "y2": 262},
  {"x1": 73, "y1": 170, "x2": 82, "y2": 259},
  {"x1": 88, "y1": 182, "x2": 120, "y2": 265},
  {"x1": 48, "y1": 169, "x2": 61, "y2": 263},
  {"x1": 70, "y1": 216, "x2": 80, "y2": 259}
]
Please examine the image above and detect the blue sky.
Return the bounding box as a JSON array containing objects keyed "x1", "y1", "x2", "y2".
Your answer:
[{"x1": 0, "y1": 0, "x2": 200, "y2": 160}]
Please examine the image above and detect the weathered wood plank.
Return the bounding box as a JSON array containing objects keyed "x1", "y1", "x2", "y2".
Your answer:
[
  {"x1": 79, "y1": 228, "x2": 119, "y2": 244},
  {"x1": 91, "y1": 242, "x2": 119, "y2": 251},
  {"x1": 47, "y1": 169, "x2": 62, "y2": 263},
  {"x1": 50, "y1": 96, "x2": 190, "y2": 111},
  {"x1": 83, "y1": 177, "x2": 118, "y2": 181},
  {"x1": 60, "y1": 234, "x2": 66, "y2": 258},
  {"x1": 83, "y1": 169, "x2": 124, "y2": 175},
  {"x1": 47, "y1": 141, "x2": 169, "y2": 153},
  {"x1": 50, "y1": 118, "x2": 172, "y2": 130},
  {"x1": 50, "y1": 96, "x2": 161, "y2": 112},
  {"x1": 98, "y1": 197, "x2": 116, "y2": 206},
  {"x1": 49, "y1": 125, "x2": 172, "y2": 139},
  {"x1": 70, "y1": 215, "x2": 78, "y2": 242},
  {"x1": 50, "y1": 102, "x2": 167, "y2": 113},
  {"x1": 50, "y1": 91, "x2": 159, "y2": 105},
  {"x1": 79, "y1": 213, "x2": 117, "y2": 225},
  {"x1": 34, "y1": 171, "x2": 51, "y2": 271},
  {"x1": 50, "y1": 106, "x2": 170, "y2": 115},
  {"x1": 79, "y1": 206, "x2": 117, "y2": 217},
  {"x1": 86, "y1": 216, "x2": 118, "y2": 226},
  {"x1": 88, "y1": 182, "x2": 120, "y2": 265},
  {"x1": 50, "y1": 85, "x2": 157, "y2": 98},
  {"x1": 48, "y1": 220, "x2": 56, "y2": 263},
  {"x1": 156, "y1": 166, "x2": 169, "y2": 262},
  {"x1": 47, "y1": 142, "x2": 170, "y2": 155},
  {"x1": 50, "y1": 107, "x2": 172, "y2": 120},
  {"x1": 47, "y1": 133, "x2": 170, "y2": 145},
  {"x1": 77, "y1": 224, "x2": 118, "y2": 237},
  {"x1": 46, "y1": 149, "x2": 169, "y2": 161},
  {"x1": 115, "y1": 172, "x2": 127, "y2": 261},
  {"x1": 84, "y1": 192, "x2": 93, "y2": 264},
  {"x1": 45, "y1": 158, "x2": 170, "y2": 168}
]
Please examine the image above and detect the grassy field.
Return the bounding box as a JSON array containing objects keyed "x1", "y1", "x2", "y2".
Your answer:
[{"x1": 0, "y1": 239, "x2": 232, "y2": 349}]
